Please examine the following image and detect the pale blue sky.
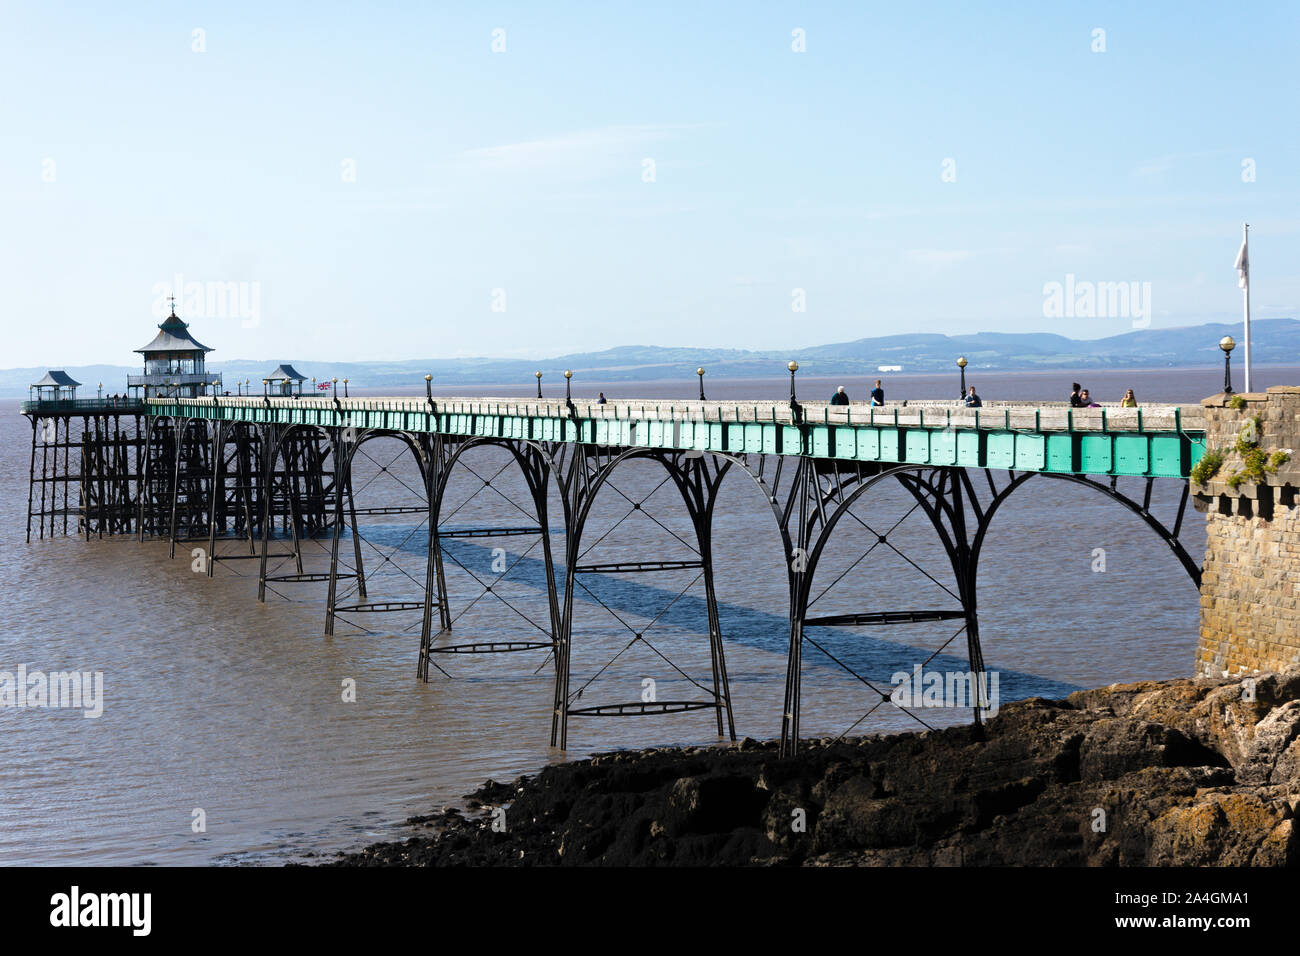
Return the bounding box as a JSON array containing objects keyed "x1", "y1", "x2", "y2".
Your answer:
[{"x1": 2, "y1": 1, "x2": 1297, "y2": 367}]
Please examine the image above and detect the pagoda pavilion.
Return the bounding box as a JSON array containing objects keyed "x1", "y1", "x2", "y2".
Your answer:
[{"x1": 128, "y1": 298, "x2": 220, "y2": 398}]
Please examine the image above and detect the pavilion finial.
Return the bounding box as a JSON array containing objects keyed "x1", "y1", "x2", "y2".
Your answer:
[{"x1": 168, "y1": 294, "x2": 177, "y2": 316}]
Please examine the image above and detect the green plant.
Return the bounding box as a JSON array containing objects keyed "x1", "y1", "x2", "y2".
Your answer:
[
  {"x1": 1228, "y1": 394, "x2": 1247, "y2": 410},
  {"x1": 1269, "y1": 450, "x2": 1292, "y2": 473},
  {"x1": 1240, "y1": 446, "x2": 1269, "y2": 481},
  {"x1": 1190, "y1": 448, "x2": 1225, "y2": 485}
]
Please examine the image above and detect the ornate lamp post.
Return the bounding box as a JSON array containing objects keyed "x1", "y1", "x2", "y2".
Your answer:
[
  {"x1": 697, "y1": 367, "x2": 706, "y2": 401},
  {"x1": 787, "y1": 360, "x2": 799, "y2": 402},
  {"x1": 97, "y1": 382, "x2": 103, "y2": 400},
  {"x1": 425, "y1": 373, "x2": 434, "y2": 406},
  {"x1": 1220, "y1": 336, "x2": 1236, "y2": 394},
  {"x1": 564, "y1": 369, "x2": 573, "y2": 402},
  {"x1": 342, "y1": 378, "x2": 349, "y2": 398},
  {"x1": 956, "y1": 356, "x2": 968, "y2": 398},
  {"x1": 535, "y1": 370, "x2": 543, "y2": 399}
]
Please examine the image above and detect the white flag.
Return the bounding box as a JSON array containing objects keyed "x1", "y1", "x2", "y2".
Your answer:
[{"x1": 1234, "y1": 237, "x2": 1249, "y2": 289}]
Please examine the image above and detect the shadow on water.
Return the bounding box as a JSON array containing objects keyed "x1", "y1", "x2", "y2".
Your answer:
[{"x1": 363, "y1": 525, "x2": 1083, "y2": 702}]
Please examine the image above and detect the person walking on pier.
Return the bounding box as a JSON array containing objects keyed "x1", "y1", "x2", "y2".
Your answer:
[
  {"x1": 964, "y1": 385, "x2": 982, "y2": 408},
  {"x1": 830, "y1": 386, "x2": 850, "y2": 405},
  {"x1": 870, "y1": 379, "x2": 885, "y2": 406}
]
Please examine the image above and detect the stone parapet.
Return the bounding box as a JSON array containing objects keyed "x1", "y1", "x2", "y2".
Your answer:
[{"x1": 1195, "y1": 386, "x2": 1300, "y2": 676}]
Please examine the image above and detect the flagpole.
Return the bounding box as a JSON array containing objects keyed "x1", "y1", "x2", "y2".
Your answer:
[{"x1": 1243, "y1": 222, "x2": 1252, "y2": 393}]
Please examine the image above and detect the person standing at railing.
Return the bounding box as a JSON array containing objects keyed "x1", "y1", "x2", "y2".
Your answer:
[
  {"x1": 830, "y1": 386, "x2": 850, "y2": 405},
  {"x1": 1078, "y1": 389, "x2": 1100, "y2": 408},
  {"x1": 964, "y1": 385, "x2": 982, "y2": 408},
  {"x1": 870, "y1": 379, "x2": 885, "y2": 406},
  {"x1": 1120, "y1": 389, "x2": 1138, "y2": 408},
  {"x1": 1069, "y1": 383, "x2": 1084, "y2": 407}
]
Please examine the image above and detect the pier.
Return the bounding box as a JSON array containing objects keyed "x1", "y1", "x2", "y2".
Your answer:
[{"x1": 22, "y1": 379, "x2": 1212, "y2": 753}]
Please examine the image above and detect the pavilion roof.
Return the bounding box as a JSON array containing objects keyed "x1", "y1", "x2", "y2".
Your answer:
[
  {"x1": 32, "y1": 370, "x2": 82, "y2": 388},
  {"x1": 266, "y1": 364, "x2": 307, "y2": 381},
  {"x1": 135, "y1": 309, "x2": 213, "y2": 354}
]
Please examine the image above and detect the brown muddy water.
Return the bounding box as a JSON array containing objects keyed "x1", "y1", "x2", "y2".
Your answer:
[{"x1": 2, "y1": 365, "x2": 1295, "y2": 864}]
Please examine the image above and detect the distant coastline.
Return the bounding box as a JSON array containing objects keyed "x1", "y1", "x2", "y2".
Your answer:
[{"x1": 4, "y1": 318, "x2": 1296, "y2": 399}]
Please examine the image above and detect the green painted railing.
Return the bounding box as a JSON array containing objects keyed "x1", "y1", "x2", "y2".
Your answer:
[
  {"x1": 144, "y1": 397, "x2": 1208, "y2": 479},
  {"x1": 20, "y1": 399, "x2": 146, "y2": 414}
]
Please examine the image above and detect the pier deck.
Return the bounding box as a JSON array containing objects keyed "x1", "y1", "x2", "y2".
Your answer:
[{"x1": 143, "y1": 396, "x2": 1208, "y2": 479}]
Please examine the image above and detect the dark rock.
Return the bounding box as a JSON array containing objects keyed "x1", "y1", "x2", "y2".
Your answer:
[{"x1": 325, "y1": 666, "x2": 1300, "y2": 867}]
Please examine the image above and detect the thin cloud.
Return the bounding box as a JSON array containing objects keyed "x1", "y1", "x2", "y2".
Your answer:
[
  {"x1": 460, "y1": 124, "x2": 704, "y2": 173},
  {"x1": 903, "y1": 249, "x2": 976, "y2": 265}
]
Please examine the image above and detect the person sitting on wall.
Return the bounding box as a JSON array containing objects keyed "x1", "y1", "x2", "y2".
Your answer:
[
  {"x1": 830, "y1": 386, "x2": 850, "y2": 405},
  {"x1": 1078, "y1": 388, "x2": 1100, "y2": 408},
  {"x1": 1120, "y1": 388, "x2": 1138, "y2": 407}
]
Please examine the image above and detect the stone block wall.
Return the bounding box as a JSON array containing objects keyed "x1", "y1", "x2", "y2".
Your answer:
[{"x1": 1194, "y1": 386, "x2": 1300, "y2": 676}]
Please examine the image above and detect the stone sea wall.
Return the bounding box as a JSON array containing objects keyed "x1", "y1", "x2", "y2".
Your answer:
[{"x1": 1194, "y1": 386, "x2": 1300, "y2": 676}]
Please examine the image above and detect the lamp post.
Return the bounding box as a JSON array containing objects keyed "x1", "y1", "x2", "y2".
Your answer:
[
  {"x1": 1220, "y1": 336, "x2": 1236, "y2": 394},
  {"x1": 283, "y1": 377, "x2": 292, "y2": 400},
  {"x1": 787, "y1": 360, "x2": 799, "y2": 402},
  {"x1": 697, "y1": 367, "x2": 706, "y2": 401},
  {"x1": 956, "y1": 356, "x2": 968, "y2": 399},
  {"x1": 342, "y1": 378, "x2": 349, "y2": 398},
  {"x1": 97, "y1": 382, "x2": 103, "y2": 400},
  {"x1": 425, "y1": 373, "x2": 433, "y2": 406},
  {"x1": 535, "y1": 370, "x2": 543, "y2": 399},
  {"x1": 564, "y1": 369, "x2": 573, "y2": 402}
]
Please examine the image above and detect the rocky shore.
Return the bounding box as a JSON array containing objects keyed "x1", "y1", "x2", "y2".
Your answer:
[{"x1": 329, "y1": 669, "x2": 1300, "y2": 866}]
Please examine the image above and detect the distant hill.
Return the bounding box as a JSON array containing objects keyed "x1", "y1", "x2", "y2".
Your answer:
[{"x1": 3, "y1": 319, "x2": 1296, "y2": 397}]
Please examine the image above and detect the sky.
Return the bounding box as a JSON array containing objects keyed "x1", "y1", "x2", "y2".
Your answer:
[{"x1": 1, "y1": 1, "x2": 1298, "y2": 369}]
